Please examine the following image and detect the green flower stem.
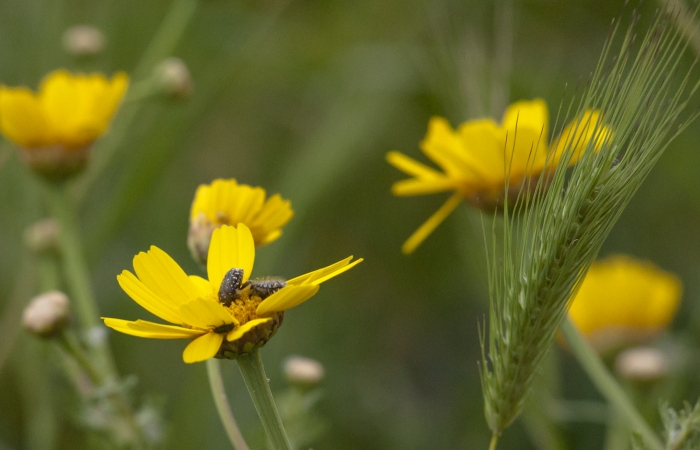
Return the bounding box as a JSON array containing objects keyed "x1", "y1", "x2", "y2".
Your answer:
[
  {"x1": 58, "y1": 330, "x2": 105, "y2": 385},
  {"x1": 237, "y1": 350, "x2": 292, "y2": 450},
  {"x1": 658, "y1": 0, "x2": 700, "y2": 56},
  {"x1": 489, "y1": 433, "x2": 499, "y2": 450},
  {"x1": 53, "y1": 334, "x2": 146, "y2": 450},
  {"x1": 44, "y1": 183, "x2": 100, "y2": 331},
  {"x1": 43, "y1": 182, "x2": 147, "y2": 447},
  {"x1": 0, "y1": 255, "x2": 36, "y2": 374},
  {"x1": 72, "y1": 0, "x2": 199, "y2": 203},
  {"x1": 560, "y1": 318, "x2": 663, "y2": 450},
  {"x1": 206, "y1": 359, "x2": 251, "y2": 450}
]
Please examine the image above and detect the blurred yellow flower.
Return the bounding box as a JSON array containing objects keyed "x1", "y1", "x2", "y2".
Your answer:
[
  {"x1": 0, "y1": 70, "x2": 128, "y2": 149},
  {"x1": 387, "y1": 99, "x2": 608, "y2": 253},
  {"x1": 568, "y1": 255, "x2": 682, "y2": 352},
  {"x1": 103, "y1": 224, "x2": 361, "y2": 363},
  {"x1": 188, "y1": 179, "x2": 294, "y2": 264}
]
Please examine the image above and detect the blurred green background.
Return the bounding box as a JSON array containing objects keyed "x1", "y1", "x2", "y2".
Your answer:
[{"x1": 1, "y1": 0, "x2": 699, "y2": 449}]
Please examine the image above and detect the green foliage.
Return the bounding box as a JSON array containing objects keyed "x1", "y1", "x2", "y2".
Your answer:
[
  {"x1": 481, "y1": 8, "x2": 700, "y2": 435},
  {"x1": 662, "y1": 400, "x2": 700, "y2": 450}
]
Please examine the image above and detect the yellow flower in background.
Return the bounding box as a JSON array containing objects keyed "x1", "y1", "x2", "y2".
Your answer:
[
  {"x1": 0, "y1": 70, "x2": 128, "y2": 180},
  {"x1": 387, "y1": 99, "x2": 609, "y2": 253},
  {"x1": 568, "y1": 255, "x2": 682, "y2": 352},
  {"x1": 103, "y1": 224, "x2": 361, "y2": 363},
  {"x1": 188, "y1": 179, "x2": 294, "y2": 264},
  {"x1": 0, "y1": 70, "x2": 128, "y2": 149}
]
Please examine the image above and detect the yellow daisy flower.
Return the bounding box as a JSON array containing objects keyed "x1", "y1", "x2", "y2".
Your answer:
[
  {"x1": 103, "y1": 224, "x2": 361, "y2": 363},
  {"x1": 0, "y1": 70, "x2": 128, "y2": 179},
  {"x1": 188, "y1": 179, "x2": 294, "y2": 264},
  {"x1": 387, "y1": 99, "x2": 609, "y2": 253},
  {"x1": 568, "y1": 255, "x2": 682, "y2": 352}
]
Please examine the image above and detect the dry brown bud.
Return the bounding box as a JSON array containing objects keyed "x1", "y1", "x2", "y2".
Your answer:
[
  {"x1": 155, "y1": 57, "x2": 193, "y2": 99},
  {"x1": 615, "y1": 346, "x2": 670, "y2": 382},
  {"x1": 22, "y1": 291, "x2": 70, "y2": 338},
  {"x1": 62, "y1": 25, "x2": 105, "y2": 57},
  {"x1": 24, "y1": 219, "x2": 60, "y2": 254},
  {"x1": 283, "y1": 356, "x2": 325, "y2": 388}
]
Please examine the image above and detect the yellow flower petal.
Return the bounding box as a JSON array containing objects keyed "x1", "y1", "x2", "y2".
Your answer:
[
  {"x1": 0, "y1": 86, "x2": 53, "y2": 147},
  {"x1": 549, "y1": 110, "x2": 611, "y2": 167},
  {"x1": 103, "y1": 318, "x2": 202, "y2": 339},
  {"x1": 256, "y1": 285, "x2": 320, "y2": 315},
  {"x1": 40, "y1": 70, "x2": 128, "y2": 148},
  {"x1": 287, "y1": 256, "x2": 362, "y2": 286},
  {"x1": 249, "y1": 194, "x2": 294, "y2": 232},
  {"x1": 501, "y1": 98, "x2": 549, "y2": 148},
  {"x1": 178, "y1": 298, "x2": 237, "y2": 330},
  {"x1": 117, "y1": 270, "x2": 182, "y2": 324},
  {"x1": 182, "y1": 332, "x2": 224, "y2": 363},
  {"x1": 401, "y1": 192, "x2": 462, "y2": 254},
  {"x1": 207, "y1": 224, "x2": 255, "y2": 290},
  {"x1": 132, "y1": 246, "x2": 200, "y2": 307},
  {"x1": 226, "y1": 318, "x2": 272, "y2": 342},
  {"x1": 258, "y1": 229, "x2": 282, "y2": 247},
  {"x1": 568, "y1": 255, "x2": 682, "y2": 348},
  {"x1": 188, "y1": 275, "x2": 212, "y2": 297},
  {"x1": 92, "y1": 72, "x2": 128, "y2": 133},
  {"x1": 391, "y1": 177, "x2": 458, "y2": 196},
  {"x1": 499, "y1": 100, "x2": 550, "y2": 180},
  {"x1": 190, "y1": 179, "x2": 294, "y2": 248},
  {"x1": 386, "y1": 151, "x2": 445, "y2": 179},
  {"x1": 454, "y1": 119, "x2": 508, "y2": 184}
]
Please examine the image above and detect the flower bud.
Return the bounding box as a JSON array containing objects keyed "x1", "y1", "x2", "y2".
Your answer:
[
  {"x1": 187, "y1": 212, "x2": 216, "y2": 266},
  {"x1": 22, "y1": 291, "x2": 70, "y2": 338},
  {"x1": 62, "y1": 25, "x2": 105, "y2": 57},
  {"x1": 24, "y1": 219, "x2": 60, "y2": 254},
  {"x1": 283, "y1": 356, "x2": 325, "y2": 389},
  {"x1": 19, "y1": 144, "x2": 91, "y2": 182},
  {"x1": 154, "y1": 57, "x2": 192, "y2": 99},
  {"x1": 615, "y1": 346, "x2": 670, "y2": 383}
]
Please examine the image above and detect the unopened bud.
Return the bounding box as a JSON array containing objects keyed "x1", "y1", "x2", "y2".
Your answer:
[
  {"x1": 24, "y1": 219, "x2": 60, "y2": 254},
  {"x1": 19, "y1": 144, "x2": 91, "y2": 182},
  {"x1": 187, "y1": 212, "x2": 216, "y2": 266},
  {"x1": 283, "y1": 356, "x2": 325, "y2": 389},
  {"x1": 62, "y1": 25, "x2": 105, "y2": 57},
  {"x1": 22, "y1": 291, "x2": 70, "y2": 338},
  {"x1": 615, "y1": 347, "x2": 670, "y2": 382},
  {"x1": 155, "y1": 57, "x2": 192, "y2": 99}
]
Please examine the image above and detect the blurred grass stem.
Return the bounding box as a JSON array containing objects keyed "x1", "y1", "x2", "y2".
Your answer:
[
  {"x1": 45, "y1": 182, "x2": 148, "y2": 445},
  {"x1": 206, "y1": 359, "x2": 251, "y2": 450},
  {"x1": 45, "y1": 184, "x2": 101, "y2": 331},
  {"x1": 237, "y1": 350, "x2": 292, "y2": 450},
  {"x1": 560, "y1": 318, "x2": 663, "y2": 450},
  {"x1": 0, "y1": 255, "x2": 36, "y2": 374},
  {"x1": 72, "y1": 0, "x2": 199, "y2": 202},
  {"x1": 489, "y1": 0, "x2": 514, "y2": 117},
  {"x1": 659, "y1": 0, "x2": 700, "y2": 55},
  {"x1": 54, "y1": 331, "x2": 147, "y2": 450}
]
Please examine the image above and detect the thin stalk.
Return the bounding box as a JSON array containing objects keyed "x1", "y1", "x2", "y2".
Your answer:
[
  {"x1": 560, "y1": 318, "x2": 663, "y2": 450},
  {"x1": 237, "y1": 350, "x2": 292, "y2": 450},
  {"x1": 72, "y1": 0, "x2": 199, "y2": 202},
  {"x1": 44, "y1": 183, "x2": 100, "y2": 331},
  {"x1": 58, "y1": 330, "x2": 105, "y2": 384},
  {"x1": 52, "y1": 334, "x2": 147, "y2": 450},
  {"x1": 42, "y1": 182, "x2": 147, "y2": 447},
  {"x1": 489, "y1": 0, "x2": 514, "y2": 117},
  {"x1": 658, "y1": 0, "x2": 700, "y2": 56},
  {"x1": 0, "y1": 255, "x2": 36, "y2": 374},
  {"x1": 489, "y1": 433, "x2": 499, "y2": 450},
  {"x1": 206, "y1": 359, "x2": 251, "y2": 450}
]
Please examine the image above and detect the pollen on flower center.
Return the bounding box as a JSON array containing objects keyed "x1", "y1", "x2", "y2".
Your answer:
[{"x1": 224, "y1": 287, "x2": 265, "y2": 325}]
